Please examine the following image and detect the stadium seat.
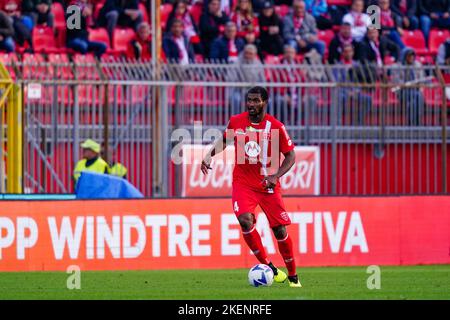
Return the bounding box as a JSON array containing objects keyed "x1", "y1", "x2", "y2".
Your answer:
[
  {"x1": 401, "y1": 30, "x2": 428, "y2": 55},
  {"x1": 161, "y1": 3, "x2": 173, "y2": 31},
  {"x1": 189, "y1": 2, "x2": 203, "y2": 26},
  {"x1": 274, "y1": 5, "x2": 290, "y2": 18},
  {"x1": 113, "y1": 28, "x2": 136, "y2": 52},
  {"x1": 139, "y1": 2, "x2": 149, "y2": 23},
  {"x1": 318, "y1": 29, "x2": 335, "y2": 57},
  {"x1": 51, "y1": 2, "x2": 66, "y2": 29},
  {"x1": 88, "y1": 27, "x2": 110, "y2": 49},
  {"x1": 429, "y1": 30, "x2": 450, "y2": 55},
  {"x1": 0, "y1": 53, "x2": 18, "y2": 79},
  {"x1": 73, "y1": 54, "x2": 100, "y2": 80},
  {"x1": 47, "y1": 53, "x2": 73, "y2": 79},
  {"x1": 32, "y1": 26, "x2": 58, "y2": 53},
  {"x1": 265, "y1": 54, "x2": 281, "y2": 64}
]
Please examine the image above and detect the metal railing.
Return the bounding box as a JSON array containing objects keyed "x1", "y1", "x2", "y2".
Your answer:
[{"x1": 2, "y1": 57, "x2": 448, "y2": 196}]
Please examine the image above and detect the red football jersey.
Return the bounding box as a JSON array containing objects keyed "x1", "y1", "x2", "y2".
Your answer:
[{"x1": 224, "y1": 112, "x2": 295, "y2": 193}]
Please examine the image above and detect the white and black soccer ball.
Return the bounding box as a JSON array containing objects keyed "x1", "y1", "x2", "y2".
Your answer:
[{"x1": 248, "y1": 264, "x2": 274, "y2": 287}]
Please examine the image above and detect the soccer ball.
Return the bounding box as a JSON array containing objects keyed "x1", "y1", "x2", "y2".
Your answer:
[{"x1": 248, "y1": 264, "x2": 274, "y2": 287}]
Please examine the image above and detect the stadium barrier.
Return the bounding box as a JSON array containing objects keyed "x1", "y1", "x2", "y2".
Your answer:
[
  {"x1": 0, "y1": 196, "x2": 448, "y2": 272},
  {"x1": 1, "y1": 58, "x2": 449, "y2": 196}
]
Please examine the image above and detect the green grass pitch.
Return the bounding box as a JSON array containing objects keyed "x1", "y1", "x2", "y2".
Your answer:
[{"x1": 0, "y1": 265, "x2": 448, "y2": 300}]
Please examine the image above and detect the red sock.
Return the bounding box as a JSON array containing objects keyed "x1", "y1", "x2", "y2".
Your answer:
[
  {"x1": 242, "y1": 226, "x2": 270, "y2": 265},
  {"x1": 277, "y1": 234, "x2": 297, "y2": 276}
]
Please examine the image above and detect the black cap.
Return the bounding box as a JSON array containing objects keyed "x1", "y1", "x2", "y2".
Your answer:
[{"x1": 263, "y1": 0, "x2": 274, "y2": 9}]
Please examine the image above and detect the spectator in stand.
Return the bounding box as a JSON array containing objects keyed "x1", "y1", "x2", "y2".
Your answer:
[
  {"x1": 210, "y1": 21, "x2": 245, "y2": 63},
  {"x1": 2, "y1": 0, "x2": 34, "y2": 50},
  {"x1": 333, "y1": 43, "x2": 372, "y2": 125},
  {"x1": 283, "y1": 0, "x2": 325, "y2": 56},
  {"x1": 98, "y1": 0, "x2": 143, "y2": 46},
  {"x1": 0, "y1": 9, "x2": 14, "y2": 52},
  {"x1": 199, "y1": 0, "x2": 229, "y2": 59},
  {"x1": 342, "y1": 0, "x2": 372, "y2": 42},
  {"x1": 328, "y1": 22, "x2": 361, "y2": 64},
  {"x1": 230, "y1": 0, "x2": 259, "y2": 41},
  {"x1": 203, "y1": 0, "x2": 235, "y2": 15},
  {"x1": 22, "y1": 0, "x2": 54, "y2": 28},
  {"x1": 437, "y1": 39, "x2": 450, "y2": 65},
  {"x1": 127, "y1": 21, "x2": 151, "y2": 60},
  {"x1": 162, "y1": 18, "x2": 195, "y2": 64},
  {"x1": 394, "y1": 48, "x2": 425, "y2": 125},
  {"x1": 166, "y1": 0, "x2": 203, "y2": 54},
  {"x1": 391, "y1": 0, "x2": 419, "y2": 30},
  {"x1": 258, "y1": 0, "x2": 283, "y2": 55},
  {"x1": 241, "y1": 21, "x2": 260, "y2": 54},
  {"x1": 418, "y1": 0, "x2": 450, "y2": 44},
  {"x1": 238, "y1": 43, "x2": 265, "y2": 82},
  {"x1": 359, "y1": 27, "x2": 400, "y2": 66},
  {"x1": 66, "y1": 0, "x2": 107, "y2": 58},
  {"x1": 304, "y1": 0, "x2": 333, "y2": 30},
  {"x1": 377, "y1": 0, "x2": 405, "y2": 50}
]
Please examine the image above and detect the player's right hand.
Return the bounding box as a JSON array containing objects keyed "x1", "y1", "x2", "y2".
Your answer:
[{"x1": 201, "y1": 160, "x2": 212, "y2": 175}]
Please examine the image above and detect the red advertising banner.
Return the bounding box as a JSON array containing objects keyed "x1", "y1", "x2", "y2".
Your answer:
[
  {"x1": 182, "y1": 145, "x2": 320, "y2": 197},
  {"x1": 0, "y1": 196, "x2": 448, "y2": 272}
]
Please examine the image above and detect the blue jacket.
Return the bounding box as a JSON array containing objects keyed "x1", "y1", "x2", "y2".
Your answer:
[{"x1": 209, "y1": 36, "x2": 245, "y2": 62}]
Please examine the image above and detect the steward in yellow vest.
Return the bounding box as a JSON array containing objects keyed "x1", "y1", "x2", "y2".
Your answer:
[
  {"x1": 73, "y1": 139, "x2": 110, "y2": 184},
  {"x1": 110, "y1": 162, "x2": 128, "y2": 179}
]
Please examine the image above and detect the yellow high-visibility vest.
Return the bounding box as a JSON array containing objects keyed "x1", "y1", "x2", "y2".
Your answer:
[
  {"x1": 73, "y1": 157, "x2": 110, "y2": 181},
  {"x1": 110, "y1": 163, "x2": 128, "y2": 178}
]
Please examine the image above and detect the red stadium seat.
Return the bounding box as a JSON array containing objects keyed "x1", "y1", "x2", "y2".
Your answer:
[
  {"x1": 32, "y1": 27, "x2": 58, "y2": 53},
  {"x1": 22, "y1": 53, "x2": 47, "y2": 79},
  {"x1": 51, "y1": 2, "x2": 66, "y2": 28},
  {"x1": 274, "y1": 5, "x2": 290, "y2": 18},
  {"x1": 139, "y1": 2, "x2": 149, "y2": 23},
  {"x1": 88, "y1": 27, "x2": 110, "y2": 49},
  {"x1": 47, "y1": 53, "x2": 73, "y2": 79},
  {"x1": 161, "y1": 3, "x2": 173, "y2": 31},
  {"x1": 401, "y1": 30, "x2": 428, "y2": 55},
  {"x1": 265, "y1": 54, "x2": 281, "y2": 64},
  {"x1": 189, "y1": 2, "x2": 203, "y2": 26},
  {"x1": 318, "y1": 29, "x2": 335, "y2": 47},
  {"x1": 113, "y1": 28, "x2": 136, "y2": 52},
  {"x1": 0, "y1": 53, "x2": 18, "y2": 79},
  {"x1": 429, "y1": 30, "x2": 450, "y2": 55}
]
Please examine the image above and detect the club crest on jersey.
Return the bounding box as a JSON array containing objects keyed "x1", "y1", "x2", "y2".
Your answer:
[{"x1": 245, "y1": 141, "x2": 261, "y2": 158}]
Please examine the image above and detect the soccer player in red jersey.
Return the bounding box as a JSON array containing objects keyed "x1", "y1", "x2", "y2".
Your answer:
[{"x1": 201, "y1": 86, "x2": 301, "y2": 287}]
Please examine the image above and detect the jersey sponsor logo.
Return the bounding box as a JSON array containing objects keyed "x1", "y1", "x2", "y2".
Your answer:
[{"x1": 244, "y1": 141, "x2": 261, "y2": 158}]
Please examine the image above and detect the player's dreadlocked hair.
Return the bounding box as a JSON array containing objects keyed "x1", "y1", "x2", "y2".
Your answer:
[{"x1": 247, "y1": 86, "x2": 269, "y2": 102}]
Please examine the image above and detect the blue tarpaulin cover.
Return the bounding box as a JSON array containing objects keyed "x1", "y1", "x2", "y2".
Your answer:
[{"x1": 75, "y1": 171, "x2": 144, "y2": 199}]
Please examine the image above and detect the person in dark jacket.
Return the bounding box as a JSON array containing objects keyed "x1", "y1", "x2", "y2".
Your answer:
[
  {"x1": 22, "y1": 0, "x2": 54, "y2": 28},
  {"x1": 358, "y1": 26, "x2": 401, "y2": 65},
  {"x1": 258, "y1": 0, "x2": 283, "y2": 55},
  {"x1": 162, "y1": 18, "x2": 195, "y2": 64},
  {"x1": 166, "y1": 0, "x2": 202, "y2": 54},
  {"x1": 98, "y1": 0, "x2": 143, "y2": 46},
  {"x1": 209, "y1": 21, "x2": 245, "y2": 63},
  {"x1": 328, "y1": 22, "x2": 361, "y2": 64},
  {"x1": 66, "y1": 0, "x2": 107, "y2": 58},
  {"x1": 418, "y1": 0, "x2": 450, "y2": 43},
  {"x1": 199, "y1": 0, "x2": 230, "y2": 58},
  {"x1": 391, "y1": 0, "x2": 419, "y2": 30},
  {"x1": 0, "y1": 9, "x2": 14, "y2": 52}
]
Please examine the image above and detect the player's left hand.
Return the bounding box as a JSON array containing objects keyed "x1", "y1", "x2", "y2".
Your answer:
[{"x1": 262, "y1": 175, "x2": 278, "y2": 190}]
